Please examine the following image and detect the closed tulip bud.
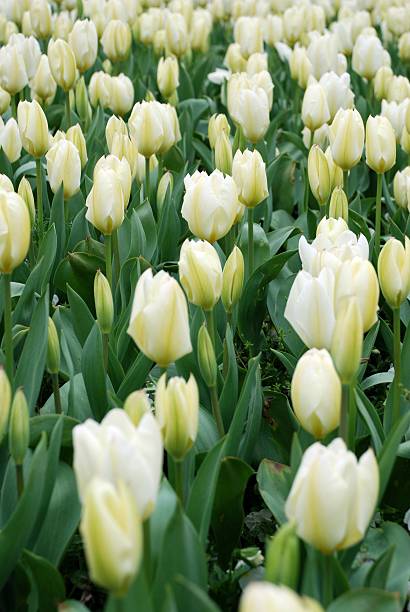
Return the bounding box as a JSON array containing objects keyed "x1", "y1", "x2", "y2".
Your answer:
[
  {"x1": 155, "y1": 373, "x2": 199, "y2": 460},
  {"x1": 240, "y1": 583, "x2": 323, "y2": 612},
  {"x1": 0, "y1": 118, "x2": 22, "y2": 163},
  {"x1": 102, "y1": 59, "x2": 112, "y2": 75},
  {"x1": 393, "y1": 168, "x2": 410, "y2": 210},
  {"x1": 319, "y1": 72, "x2": 354, "y2": 122},
  {"x1": 0, "y1": 191, "x2": 31, "y2": 274},
  {"x1": 265, "y1": 522, "x2": 300, "y2": 589},
  {"x1": 18, "y1": 177, "x2": 35, "y2": 226},
  {"x1": 135, "y1": 153, "x2": 158, "y2": 184},
  {"x1": 46, "y1": 317, "x2": 60, "y2": 375},
  {"x1": 308, "y1": 145, "x2": 331, "y2": 206},
  {"x1": 208, "y1": 113, "x2": 230, "y2": 149},
  {"x1": 329, "y1": 108, "x2": 364, "y2": 171},
  {"x1": 18, "y1": 99, "x2": 49, "y2": 159},
  {"x1": 373, "y1": 66, "x2": 393, "y2": 101},
  {"x1": 399, "y1": 32, "x2": 410, "y2": 62},
  {"x1": 181, "y1": 169, "x2": 239, "y2": 242},
  {"x1": 401, "y1": 126, "x2": 410, "y2": 156},
  {"x1": 94, "y1": 154, "x2": 131, "y2": 208},
  {"x1": 234, "y1": 16, "x2": 264, "y2": 59},
  {"x1": 232, "y1": 148, "x2": 268, "y2": 208},
  {"x1": 365, "y1": 115, "x2": 396, "y2": 174},
  {"x1": 46, "y1": 140, "x2": 81, "y2": 200},
  {"x1": 335, "y1": 258, "x2": 379, "y2": 333},
  {"x1": 9, "y1": 389, "x2": 29, "y2": 466},
  {"x1": 236, "y1": 87, "x2": 270, "y2": 144},
  {"x1": 329, "y1": 186, "x2": 348, "y2": 222},
  {"x1": 247, "y1": 53, "x2": 268, "y2": 76},
  {"x1": 291, "y1": 348, "x2": 341, "y2": 438},
  {"x1": 406, "y1": 102, "x2": 410, "y2": 135},
  {"x1": 0, "y1": 45, "x2": 28, "y2": 95},
  {"x1": 127, "y1": 269, "x2": 192, "y2": 367},
  {"x1": 102, "y1": 20, "x2": 132, "y2": 63},
  {"x1": 0, "y1": 87, "x2": 10, "y2": 114},
  {"x1": 179, "y1": 239, "x2": 222, "y2": 310},
  {"x1": 74, "y1": 409, "x2": 163, "y2": 519},
  {"x1": 153, "y1": 29, "x2": 166, "y2": 56},
  {"x1": 94, "y1": 270, "x2": 114, "y2": 335},
  {"x1": 378, "y1": 237, "x2": 410, "y2": 309},
  {"x1": 224, "y1": 43, "x2": 247, "y2": 73},
  {"x1": 157, "y1": 171, "x2": 173, "y2": 213},
  {"x1": 75, "y1": 76, "x2": 92, "y2": 129},
  {"x1": 0, "y1": 368, "x2": 11, "y2": 445},
  {"x1": 30, "y1": 55, "x2": 57, "y2": 106},
  {"x1": 128, "y1": 100, "x2": 164, "y2": 158},
  {"x1": 21, "y1": 11, "x2": 33, "y2": 37},
  {"x1": 285, "y1": 438, "x2": 378, "y2": 553},
  {"x1": 0, "y1": 174, "x2": 13, "y2": 193},
  {"x1": 66, "y1": 124, "x2": 88, "y2": 169},
  {"x1": 54, "y1": 11, "x2": 74, "y2": 41},
  {"x1": 325, "y1": 147, "x2": 343, "y2": 190},
  {"x1": 157, "y1": 56, "x2": 179, "y2": 100},
  {"x1": 86, "y1": 169, "x2": 125, "y2": 235},
  {"x1": 69, "y1": 18, "x2": 98, "y2": 73},
  {"x1": 214, "y1": 131, "x2": 232, "y2": 175},
  {"x1": 123, "y1": 390, "x2": 151, "y2": 427},
  {"x1": 302, "y1": 81, "x2": 330, "y2": 132},
  {"x1": 197, "y1": 323, "x2": 217, "y2": 388},
  {"x1": 165, "y1": 14, "x2": 189, "y2": 58},
  {"x1": 331, "y1": 297, "x2": 363, "y2": 384},
  {"x1": 222, "y1": 246, "x2": 244, "y2": 313},
  {"x1": 106, "y1": 115, "x2": 128, "y2": 149},
  {"x1": 30, "y1": 0, "x2": 52, "y2": 39},
  {"x1": 108, "y1": 74, "x2": 134, "y2": 116},
  {"x1": 48, "y1": 39, "x2": 77, "y2": 92},
  {"x1": 80, "y1": 479, "x2": 142, "y2": 597}
]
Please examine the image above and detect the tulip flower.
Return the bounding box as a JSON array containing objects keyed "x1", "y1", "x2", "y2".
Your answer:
[
  {"x1": 94, "y1": 155, "x2": 131, "y2": 208},
  {"x1": 127, "y1": 269, "x2": 192, "y2": 367},
  {"x1": 302, "y1": 81, "x2": 331, "y2": 133},
  {"x1": 234, "y1": 16, "x2": 264, "y2": 59},
  {"x1": 102, "y1": 20, "x2": 132, "y2": 63},
  {"x1": 285, "y1": 438, "x2": 379, "y2": 553},
  {"x1": 329, "y1": 186, "x2": 348, "y2": 221},
  {"x1": 123, "y1": 390, "x2": 151, "y2": 427},
  {"x1": 66, "y1": 124, "x2": 88, "y2": 169},
  {"x1": 109, "y1": 74, "x2": 134, "y2": 116},
  {"x1": 308, "y1": 145, "x2": 331, "y2": 207},
  {"x1": 0, "y1": 118, "x2": 21, "y2": 163},
  {"x1": 222, "y1": 246, "x2": 245, "y2": 314},
  {"x1": 30, "y1": 55, "x2": 57, "y2": 107},
  {"x1": 165, "y1": 14, "x2": 189, "y2": 57},
  {"x1": 0, "y1": 368, "x2": 11, "y2": 445},
  {"x1": 352, "y1": 33, "x2": 391, "y2": 81},
  {"x1": 393, "y1": 168, "x2": 410, "y2": 211},
  {"x1": 214, "y1": 131, "x2": 232, "y2": 175},
  {"x1": 30, "y1": 0, "x2": 52, "y2": 39},
  {"x1": 0, "y1": 190, "x2": 31, "y2": 275},
  {"x1": 232, "y1": 149, "x2": 268, "y2": 208},
  {"x1": 239, "y1": 583, "x2": 323, "y2": 612},
  {"x1": 329, "y1": 108, "x2": 364, "y2": 171},
  {"x1": 334, "y1": 258, "x2": 379, "y2": 332},
  {"x1": 68, "y1": 19, "x2": 98, "y2": 74},
  {"x1": 179, "y1": 239, "x2": 223, "y2": 311},
  {"x1": 157, "y1": 56, "x2": 179, "y2": 100},
  {"x1": 373, "y1": 66, "x2": 393, "y2": 101},
  {"x1": 18, "y1": 177, "x2": 35, "y2": 227},
  {"x1": 331, "y1": 296, "x2": 363, "y2": 385},
  {"x1": 73, "y1": 409, "x2": 163, "y2": 520},
  {"x1": 48, "y1": 39, "x2": 77, "y2": 93},
  {"x1": 0, "y1": 45, "x2": 28, "y2": 97},
  {"x1": 46, "y1": 139, "x2": 81, "y2": 201},
  {"x1": 208, "y1": 114, "x2": 230, "y2": 149},
  {"x1": 9, "y1": 389, "x2": 29, "y2": 487},
  {"x1": 17, "y1": 100, "x2": 48, "y2": 159}
]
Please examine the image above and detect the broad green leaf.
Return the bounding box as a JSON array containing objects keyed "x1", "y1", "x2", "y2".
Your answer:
[
  {"x1": 81, "y1": 322, "x2": 108, "y2": 421},
  {"x1": 219, "y1": 326, "x2": 239, "y2": 430},
  {"x1": 378, "y1": 411, "x2": 410, "y2": 500},
  {"x1": 21, "y1": 549, "x2": 65, "y2": 612},
  {"x1": 117, "y1": 352, "x2": 153, "y2": 400},
  {"x1": 327, "y1": 588, "x2": 400, "y2": 612},
  {"x1": 257, "y1": 459, "x2": 292, "y2": 525}
]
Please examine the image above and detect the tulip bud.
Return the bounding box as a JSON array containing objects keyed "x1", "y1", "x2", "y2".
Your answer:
[
  {"x1": 21, "y1": 12, "x2": 33, "y2": 37},
  {"x1": 0, "y1": 118, "x2": 22, "y2": 163},
  {"x1": 155, "y1": 373, "x2": 199, "y2": 460},
  {"x1": 0, "y1": 190, "x2": 31, "y2": 274},
  {"x1": 53, "y1": 11, "x2": 74, "y2": 41},
  {"x1": 46, "y1": 140, "x2": 81, "y2": 200},
  {"x1": 232, "y1": 148, "x2": 268, "y2": 208},
  {"x1": 197, "y1": 323, "x2": 217, "y2": 388},
  {"x1": 153, "y1": 30, "x2": 166, "y2": 57},
  {"x1": 86, "y1": 169, "x2": 125, "y2": 235},
  {"x1": 102, "y1": 59, "x2": 112, "y2": 75},
  {"x1": 80, "y1": 479, "x2": 142, "y2": 597},
  {"x1": 46, "y1": 317, "x2": 60, "y2": 375},
  {"x1": 331, "y1": 297, "x2": 363, "y2": 384},
  {"x1": 69, "y1": 18, "x2": 98, "y2": 73},
  {"x1": 393, "y1": 168, "x2": 410, "y2": 210},
  {"x1": 224, "y1": 43, "x2": 247, "y2": 73},
  {"x1": 208, "y1": 113, "x2": 230, "y2": 150},
  {"x1": 325, "y1": 146, "x2": 343, "y2": 190},
  {"x1": 329, "y1": 186, "x2": 348, "y2": 221},
  {"x1": 373, "y1": 66, "x2": 393, "y2": 101},
  {"x1": 48, "y1": 39, "x2": 77, "y2": 92},
  {"x1": 265, "y1": 522, "x2": 300, "y2": 589},
  {"x1": 165, "y1": 14, "x2": 189, "y2": 58},
  {"x1": 378, "y1": 237, "x2": 410, "y2": 309},
  {"x1": 0, "y1": 368, "x2": 11, "y2": 445},
  {"x1": 157, "y1": 56, "x2": 179, "y2": 100},
  {"x1": 291, "y1": 348, "x2": 341, "y2": 438},
  {"x1": 329, "y1": 108, "x2": 364, "y2": 171},
  {"x1": 214, "y1": 131, "x2": 232, "y2": 175},
  {"x1": 301, "y1": 81, "x2": 330, "y2": 132},
  {"x1": 406, "y1": 102, "x2": 410, "y2": 135},
  {"x1": 0, "y1": 87, "x2": 10, "y2": 114},
  {"x1": 94, "y1": 270, "x2": 114, "y2": 335},
  {"x1": 75, "y1": 76, "x2": 92, "y2": 129},
  {"x1": 9, "y1": 389, "x2": 29, "y2": 466},
  {"x1": 179, "y1": 239, "x2": 223, "y2": 310},
  {"x1": 239, "y1": 583, "x2": 323, "y2": 612},
  {"x1": 102, "y1": 20, "x2": 132, "y2": 63},
  {"x1": 222, "y1": 246, "x2": 244, "y2": 313},
  {"x1": 365, "y1": 115, "x2": 396, "y2": 174},
  {"x1": 30, "y1": 0, "x2": 52, "y2": 39},
  {"x1": 401, "y1": 126, "x2": 410, "y2": 156},
  {"x1": 308, "y1": 145, "x2": 331, "y2": 206},
  {"x1": 157, "y1": 171, "x2": 173, "y2": 214},
  {"x1": 106, "y1": 116, "x2": 128, "y2": 149},
  {"x1": 0, "y1": 45, "x2": 28, "y2": 96},
  {"x1": 94, "y1": 154, "x2": 131, "y2": 208},
  {"x1": 123, "y1": 390, "x2": 151, "y2": 426},
  {"x1": 66, "y1": 124, "x2": 88, "y2": 169},
  {"x1": 108, "y1": 74, "x2": 134, "y2": 117},
  {"x1": 31, "y1": 55, "x2": 57, "y2": 106},
  {"x1": 17, "y1": 100, "x2": 49, "y2": 159},
  {"x1": 399, "y1": 32, "x2": 410, "y2": 62}
]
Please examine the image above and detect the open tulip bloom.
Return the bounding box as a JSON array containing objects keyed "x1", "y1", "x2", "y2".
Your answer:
[{"x1": 1, "y1": 3, "x2": 410, "y2": 611}]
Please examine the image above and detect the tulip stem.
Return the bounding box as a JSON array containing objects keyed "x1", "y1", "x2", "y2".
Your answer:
[
  {"x1": 392, "y1": 308, "x2": 401, "y2": 426},
  {"x1": 145, "y1": 157, "x2": 150, "y2": 202},
  {"x1": 343, "y1": 170, "x2": 349, "y2": 194},
  {"x1": 143, "y1": 519, "x2": 151, "y2": 582},
  {"x1": 322, "y1": 554, "x2": 333, "y2": 606},
  {"x1": 248, "y1": 208, "x2": 254, "y2": 276},
  {"x1": 11, "y1": 95, "x2": 17, "y2": 120},
  {"x1": 375, "y1": 172, "x2": 383, "y2": 259},
  {"x1": 211, "y1": 384, "x2": 225, "y2": 437},
  {"x1": 105, "y1": 234, "x2": 113, "y2": 289},
  {"x1": 65, "y1": 92, "x2": 71, "y2": 128},
  {"x1": 35, "y1": 158, "x2": 44, "y2": 241},
  {"x1": 112, "y1": 229, "x2": 121, "y2": 284},
  {"x1": 16, "y1": 463, "x2": 24, "y2": 498},
  {"x1": 52, "y1": 373, "x2": 62, "y2": 415},
  {"x1": 174, "y1": 458, "x2": 185, "y2": 505},
  {"x1": 3, "y1": 273, "x2": 13, "y2": 388},
  {"x1": 102, "y1": 333, "x2": 109, "y2": 374},
  {"x1": 348, "y1": 380, "x2": 357, "y2": 450},
  {"x1": 204, "y1": 309, "x2": 216, "y2": 350},
  {"x1": 340, "y1": 384, "x2": 349, "y2": 445}
]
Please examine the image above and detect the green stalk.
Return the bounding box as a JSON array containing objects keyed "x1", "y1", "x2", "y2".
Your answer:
[
  {"x1": 340, "y1": 384, "x2": 349, "y2": 445},
  {"x1": 112, "y1": 229, "x2": 121, "y2": 284},
  {"x1": 248, "y1": 208, "x2": 254, "y2": 277},
  {"x1": 322, "y1": 553, "x2": 333, "y2": 607},
  {"x1": 348, "y1": 379, "x2": 357, "y2": 450},
  {"x1": 3, "y1": 273, "x2": 13, "y2": 387},
  {"x1": 210, "y1": 385, "x2": 225, "y2": 438},
  {"x1": 16, "y1": 464, "x2": 24, "y2": 498},
  {"x1": 174, "y1": 458, "x2": 185, "y2": 505},
  {"x1": 11, "y1": 95, "x2": 17, "y2": 119},
  {"x1": 375, "y1": 172, "x2": 383, "y2": 259},
  {"x1": 145, "y1": 156, "x2": 150, "y2": 202},
  {"x1": 65, "y1": 91, "x2": 71, "y2": 128},
  {"x1": 105, "y1": 234, "x2": 113, "y2": 289},
  {"x1": 143, "y1": 518, "x2": 151, "y2": 582},
  {"x1": 52, "y1": 373, "x2": 62, "y2": 414},
  {"x1": 102, "y1": 332, "x2": 109, "y2": 374},
  {"x1": 392, "y1": 308, "x2": 401, "y2": 426},
  {"x1": 204, "y1": 308, "x2": 216, "y2": 350},
  {"x1": 35, "y1": 158, "x2": 44, "y2": 240}
]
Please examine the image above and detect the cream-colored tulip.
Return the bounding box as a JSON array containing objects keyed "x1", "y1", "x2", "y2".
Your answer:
[
  {"x1": 399, "y1": 32, "x2": 410, "y2": 62},
  {"x1": 108, "y1": 74, "x2": 134, "y2": 116},
  {"x1": 329, "y1": 108, "x2": 364, "y2": 171},
  {"x1": 102, "y1": 20, "x2": 132, "y2": 63},
  {"x1": 285, "y1": 438, "x2": 379, "y2": 553},
  {"x1": 0, "y1": 174, "x2": 13, "y2": 192},
  {"x1": 387, "y1": 76, "x2": 410, "y2": 104},
  {"x1": 208, "y1": 113, "x2": 230, "y2": 149},
  {"x1": 179, "y1": 239, "x2": 222, "y2": 310},
  {"x1": 106, "y1": 115, "x2": 128, "y2": 149},
  {"x1": 365, "y1": 115, "x2": 396, "y2": 174},
  {"x1": 373, "y1": 66, "x2": 393, "y2": 101},
  {"x1": 66, "y1": 124, "x2": 88, "y2": 169},
  {"x1": 224, "y1": 43, "x2": 247, "y2": 73},
  {"x1": 0, "y1": 87, "x2": 10, "y2": 114},
  {"x1": 0, "y1": 190, "x2": 31, "y2": 273},
  {"x1": 94, "y1": 154, "x2": 131, "y2": 207},
  {"x1": 30, "y1": 55, "x2": 57, "y2": 105},
  {"x1": 190, "y1": 9, "x2": 212, "y2": 53},
  {"x1": 393, "y1": 168, "x2": 410, "y2": 211},
  {"x1": 165, "y1": 14, "x2": 189, "y2": 58},
  {"x1": 236, "y1": 85, "x2": 270, "y2": 143},
  {"x1": 319, "y1": 71, "x2": 354, "y2": 122},
  {"x1": 181, "y1": 169, "x2": 239, "y2": 242},
  {"x1": 302, "y1": 80, "x2": 330, "y2": 132},
  {"x1": 335, "y1": 258, "x2": 379, "y2": 333},
  {"x1": 127, "y1": 268, "x2": 193, "y2": 366},
  {"x1": 378, "y1": 237, "x2": 410, "y2": 309},
  {"x1": 308, "y1": 145, "x2": 330, "y2": 206},
  {"x1": 325, "y1": 146, "x2": 343, "y2": 190},
  {"x1": 88, "y1": 71, "x2": 111, "y2": 108},
  {"x1": 0, "y1": 44, "x2": 28, "y2": 95},
  {"x1": 18, "y1": 176, "x2": 35, "y2": 226},
  {"x1": 157, "y1": 56, "x2": 179, "y2": 100},
  {"x1": 291, "y1": 348, "x2": 341, "y2": 439},
  {"x1": 17, "y1": 100, "x2": 49, "y2": 158},
  {"x1": 289, "y1": 46, "x2": 312, "y2": 90},
  {"x1": 156, "y1": 103, "x2": 181, "y2": 155},
  {"x1": 331, "y1": 296, "x2": 363, "y2": 384},
  {"x1": 352, "y1": 33, "x2": 390, "y2": 80},
  {"x1": 222, "y1": 246, "x2": 244, "y2": 313},
  {"x1": 240, "y1": 583, "x2": 323, "y2": 612},
  {"x1": 30, "y1": 0, "x2": 52, "y2": 39},
  {"x1": 54, "y1": 11, "x2": 74, "y2": 41},
  {"x1": 307, "y1": 33, "x2": 347, "y2": 80},
  {"x1": 48, "y1": 39, "x2": 77, "y2": 92},
  {"x1": 69, "y1": 19, "x2": 98, "y2": 73},
  {"x1": 214, "y1": 131, "x2": 232, "y2": 175},
  {"x1": 8, "y1": 33, "x2": 41, "y2": 81},
  {"x1": 381, "y1": 100, "x2": 407, "y2": 143},
  {"x1": 86, "y1": 169, "x2": 125, "y2": 235},
  {"x1": 0, "y1": 118, "x2": 21, "y2": 163},
  {"x1": 232, "y1": 148, "x2": 268, "y2": 208},
  {"x1": 46, "y1": 139, "x2": 81, "y2": 200},
  {"x1": 329, "y1": 186, "x2": 348, "y2": 222},
  {"x1": 234, "y1": 16, "x2": 264, "y2": 59},
  {"x1": 123, "y1": 390, "x2": 151, "y2": 427},
  {"x1": 155, "y1": 373, "x2": 199, "y2": 460},
  {"x1": 128, "y1": 100, "x2": 164, "y2": 158},
  {"x1": 282, "y1": 6, "x2": 304, "y2": 46}
]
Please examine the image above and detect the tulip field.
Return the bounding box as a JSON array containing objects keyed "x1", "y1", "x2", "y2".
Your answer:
[{"x1": 2, "y1": 0, "x2": 410, "y2": 610}]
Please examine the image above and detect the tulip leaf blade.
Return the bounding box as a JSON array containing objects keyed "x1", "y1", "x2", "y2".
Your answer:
[
  {"x1": 219, "y1": 325, "x2": 239, "y2": 429},
  {"x1": 81, "y1": 322, "x2": 108, "y2": 422},
  {"x1": 378, "y1": 411, "x2": 410, "y2": 500},
  {"x1": 20, "y1": 549, "x2": 65, "y2": 611},
  {"x1": 327, "y1": 588, "x2": 401, "y2": 612},
  {"x1": 256, "y1": 458, "x2": 292, "y2": 525}
]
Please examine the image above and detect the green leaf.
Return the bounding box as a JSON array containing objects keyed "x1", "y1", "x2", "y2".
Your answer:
[
  {"x1": 171, "y1": 576, "x2": 221, "y2": 612},
  {"x1": 30, "y1": 414, "x2": 79, "y2": 448},
  {"x1": 219, "y1": 326, "x2": 238, "y2": 429},
  {"x1": 67, "y1": 285, "x2": 95, "y2": 346},
  {"x1": 105, "y1": 569, "x2": 154, "y2": 612},
  {"x1": 117, "y1": 352, "x2": 153, "y2": 400},
  {"x1": 355, "y1": 389, "x2": 384, "y2": 455},
  {"x1": 21, "y1": 549, "x2": 65, "y2": 612},
  {"x1": 81, "y1": 322, "x2": 108, "y2": 421},
  {"x1": 365, "y1": 546, "x2": 395, "y2": 590},
  {"x1": 378, "y1": 411, "x2": 410, "y2": 500},
  {"x1": 256, "y1": 459, "x2": 292, "y2": 525},
  {"x1": 327, "y1": 588, "x2": 401, "y2": 612},
  {"x1": 49, "y1": 184, "x2": 66, "y2": 271}
]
